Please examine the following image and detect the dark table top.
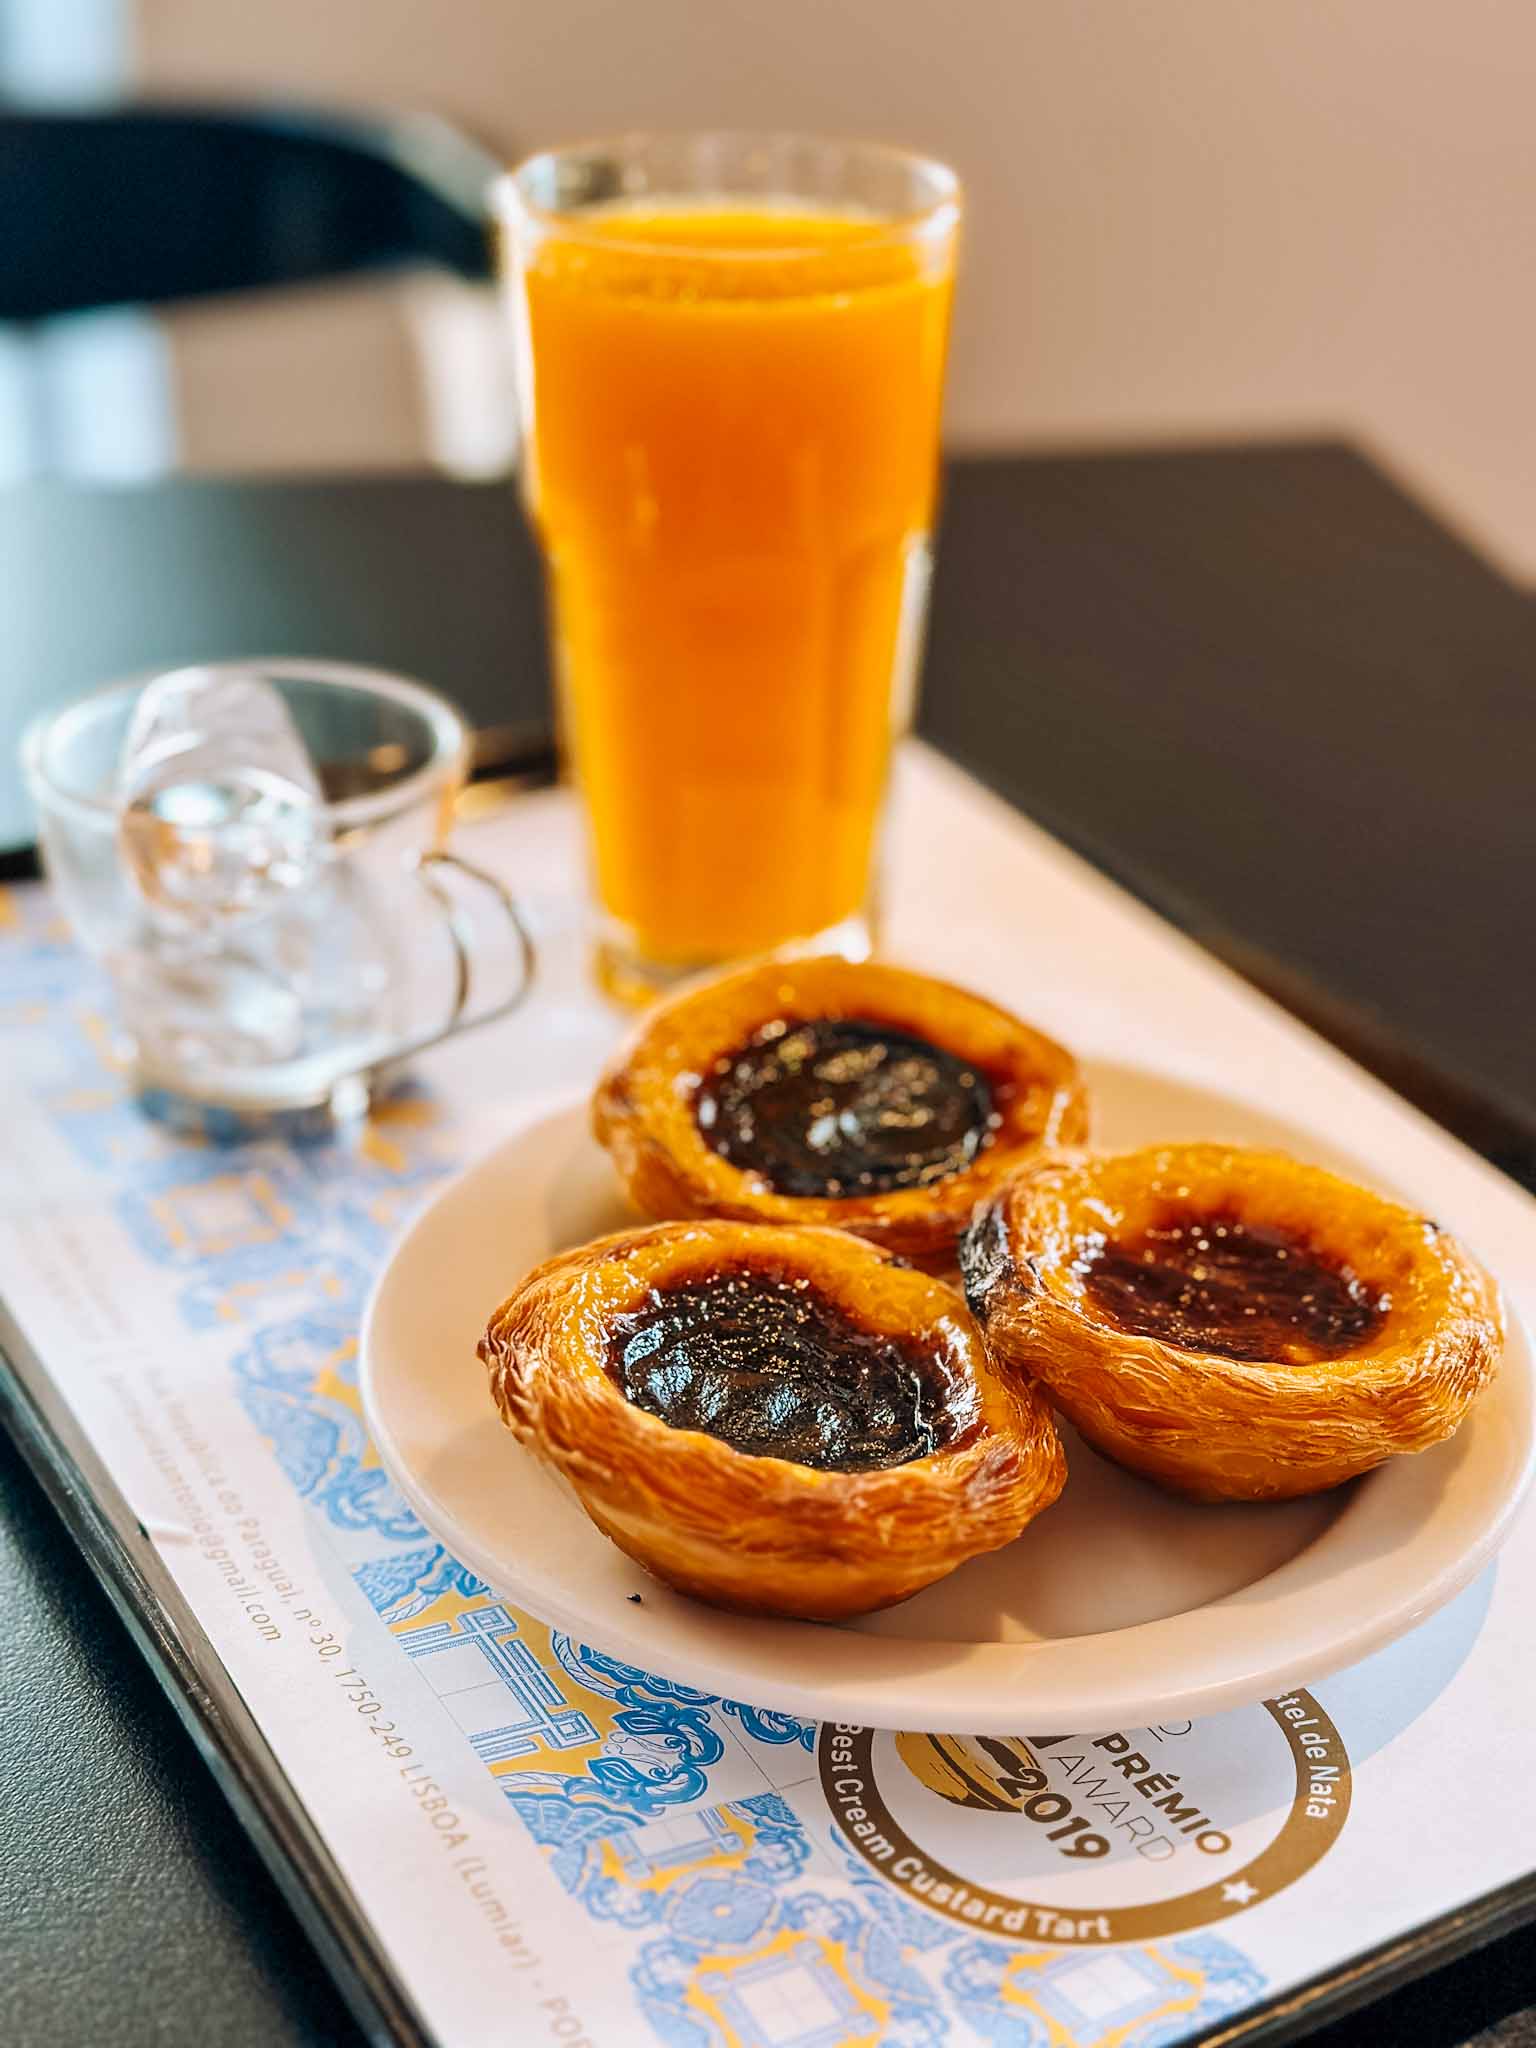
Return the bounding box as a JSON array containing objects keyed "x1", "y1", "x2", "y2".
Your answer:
[{"x1": 4, "y1": 441, "x2": 1536, "y2": 2047}]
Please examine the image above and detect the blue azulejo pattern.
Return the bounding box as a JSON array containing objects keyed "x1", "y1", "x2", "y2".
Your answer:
[
  {"x1": 547, "y1": 1645, "x2": 816, "y2": 1759},
  {"x1": 236, "y1": 1307, "x2": 361, "y2": 1392},
  {"x1": 117, "y1": 1154, "x2": 326, "y2": 1269},
  {"x1": 944, "y1": 1934, "x2": 1267, "y2": 2047},
  {"x1": 551, "y1": 1638, "x2": 721, "y2": 1711},
  {"x1": 668, "y1": 1874, "x2": 779, "y2": 1948},
  {"x1": 178, "y1": 1248, "x2": 373, "y2": 1330},
  {"x1": 518, "y1": 1709, "x2": 725, "y2": 1824},
  {"x1": 633, "y1": 1888, "x2": 948, "y2": 2048},
  {"x1": 720, "y1": 1702, "x2": 817, "y2": 1752},
  {"x1": 829, "y1": 1831, "x2": 967, "y2": 1956},
  {"x1": 408, "y1": 1608, "x2": 601, "y2": 1762},
  {"x1": 233, "y1": 1324, "x2": 424, "y2": 1541},
  {"x1": 546, "y1": 1793, "x2": 812, "y2": 1931},
  {"x1": 0, "y1": 894, "x2": 100, "y2": 1011},
  {"x1": 379, "y1": 1593, "x2": 753, "y2": 1839},
  {"x1": 353, "y1": 1543, "x2": 488, "y2": 1624}
]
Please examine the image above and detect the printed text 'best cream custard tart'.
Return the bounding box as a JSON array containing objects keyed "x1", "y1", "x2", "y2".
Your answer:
[
  {"x1": 961, "y1": 1142, "x2": 1503, "y2": 1502},
  {"x1": 480, "y1": 1219, "x2": 1065, "y2": 1619},
  {"x1": 593, "y1": 956, "x2": 1089, "y2": 1265}
]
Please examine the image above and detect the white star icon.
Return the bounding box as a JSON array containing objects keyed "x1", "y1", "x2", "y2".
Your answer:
[{"x1": 1221, "y1": 1880, "x2": 1260, "y2": 1905}]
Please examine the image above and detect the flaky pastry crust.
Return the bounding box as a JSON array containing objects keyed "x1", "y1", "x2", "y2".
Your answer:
[
  {"x1": 592, "y1": 956, "x2": 1088, "y2": 1264},
  {"x1": 961, "y1": 1143, "x2": 1504, "y2": 1502},
  {"x1": 480, "y1": 1219, "x2": 1065, "y2": 1619}
]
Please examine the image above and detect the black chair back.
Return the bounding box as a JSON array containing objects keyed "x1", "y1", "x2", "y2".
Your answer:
[{"x1": 0, "y1": 106, "x2": 497, "y2": 320}]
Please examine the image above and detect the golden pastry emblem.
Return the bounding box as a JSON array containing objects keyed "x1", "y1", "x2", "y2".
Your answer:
[{"x1": 820, "y1": 1692, "x2": 1350, "y2": 1944}]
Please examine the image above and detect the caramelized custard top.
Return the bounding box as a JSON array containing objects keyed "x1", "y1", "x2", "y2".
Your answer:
[
  {"x1": 696, "y1": 1017, "x2": 993, "y2": 1198},
  {"x1": 1080, "y1": 1209, "x2": 1388, "y2": 1364},
  {"x1": 607, "y1": 1266, "x2": 956, "y2": 1470}
]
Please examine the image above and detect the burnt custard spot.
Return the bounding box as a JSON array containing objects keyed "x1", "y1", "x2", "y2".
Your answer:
[
  {"x1": 607, "y1": 1267, "x2": 955, "y2": 1470},
  {"x1": 695, "y1": 1016, "x2": 994, "y2": 1198},
  {"x1": 1080, "y1": 1209, "x2": 1388, "y2": 1365}
]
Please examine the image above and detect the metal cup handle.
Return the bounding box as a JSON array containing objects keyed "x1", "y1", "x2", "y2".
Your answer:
[{"x1": 381, "y1": 847, "x2": 535, "y2": 1067}]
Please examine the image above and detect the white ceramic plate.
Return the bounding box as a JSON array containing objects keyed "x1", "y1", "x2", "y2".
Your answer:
[{"x1": 360, "y1": 1063, "x2": 1535, "y2": 1733}]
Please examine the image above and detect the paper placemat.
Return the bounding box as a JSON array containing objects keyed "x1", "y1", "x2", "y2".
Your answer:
[{"x1": 3, "y1": 744, "x2": 1535, "y2": 2048}]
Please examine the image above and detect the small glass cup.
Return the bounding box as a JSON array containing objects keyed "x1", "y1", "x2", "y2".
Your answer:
[
  {"x1": 23, "y1": 658, "x2": 533, "y2": 1117},
  {"x1": 495, "y1": 133, "x2": 960, "y2": 1003}
]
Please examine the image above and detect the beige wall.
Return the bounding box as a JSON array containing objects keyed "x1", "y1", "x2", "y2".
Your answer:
[{"x1": 139, "y1": 1, "x2": 1536, "y2": 575}]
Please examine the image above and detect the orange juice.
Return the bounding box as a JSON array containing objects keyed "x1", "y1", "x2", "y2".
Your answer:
[{"x1": 516, "y1": 200, "x2": 956, "y2": 976}]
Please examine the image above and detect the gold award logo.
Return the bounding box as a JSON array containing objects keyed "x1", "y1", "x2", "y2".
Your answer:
[{"x1": 820, "y1": 1693, "x2": 1349, "y2": 1944}]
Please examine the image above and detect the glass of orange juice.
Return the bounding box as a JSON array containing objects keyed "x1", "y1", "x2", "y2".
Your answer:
[{"x1": 495, "y1": 134, "x2": 960, "y2": 1001}]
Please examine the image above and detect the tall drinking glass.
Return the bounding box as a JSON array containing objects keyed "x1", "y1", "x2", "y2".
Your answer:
[{"x1": 496, "y1": 134, "x2": 960, "y2": 1001}]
